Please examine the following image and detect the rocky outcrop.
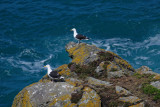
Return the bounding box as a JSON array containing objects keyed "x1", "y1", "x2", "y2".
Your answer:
[
  {"x1": 136, "y1": 66, "x2": 160, "y2": 80},
  {"x1": 12, "y1": 42, "x2": 160, "y2": 107}
]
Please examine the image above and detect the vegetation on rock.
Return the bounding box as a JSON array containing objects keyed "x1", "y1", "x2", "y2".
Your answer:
[{"x1": 142, "y1": 83, "x2": 160, "y2": 101}]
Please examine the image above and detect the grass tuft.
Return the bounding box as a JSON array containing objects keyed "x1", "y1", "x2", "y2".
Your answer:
[{"x1": 142, "y1": 84, "x2": 160, "y2": 101}]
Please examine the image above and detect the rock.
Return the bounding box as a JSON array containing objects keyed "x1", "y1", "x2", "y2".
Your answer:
[
  {"x1": 136, "y1": 66, "x2": 156, "y2": 75},
  {"x1": 106, "y1": 62, "x2": 121, "y2": 72},
  {"x1": 77, "y1": 87, "x2": 101, "y2": 107},
  {"x1": 87, "y1": 77, "x2": 112, "y2": 86},
  {"x1": 118, "y1": 96, "x2": 141, "y2": 104},
  {"x1": 129, "y1": 102, "x2": 145, "y2": 107},
  {"x1": 150, "y1": 81, "x2": 160, "y2": 89},
  {"x1": 95, "y1": 61, "x2": 105, "y2": 75},
  {"x1": 65, "y1": 78, "x2": 83, "y2": 87},
  {"x1": 66, "y1": 42, "x2": 135, "y2": 79},
  {"x1": 66, "y1": 42, "x2": 105, "y2": 65},
  {"x1": 113, "y1": 57, "x2": 135, "y2": 72},
  {"x1": 12, "y1": 77, "x2": 101, "y2": 107},
  {"x1": 39, "y1": 74, "x2": 52, "y2": 83},
  {"x1": 116, "y1": 86, "x2": 131, "y2": 95},
  {"x1": 55, "y1": 64, "x2": 72, "y2": 77},
  {"x1": 108, "y1": 70, "x2": 125, "y2": 78},
  {"x1": 12, "y1": 82, "x2": 77, "y2": 107}
]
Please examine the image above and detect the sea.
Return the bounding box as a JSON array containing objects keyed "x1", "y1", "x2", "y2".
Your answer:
[{"x1": 0, "y1": 0, "x2": 160, "y2": 106}]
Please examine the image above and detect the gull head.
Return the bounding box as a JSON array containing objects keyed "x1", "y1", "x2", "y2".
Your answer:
[
  {"x1": 44, "y1": 64, "x2": 50, "y2": 68},
  {"x1": 70, "y1": 28, "x2": 76, "y2": 31}
]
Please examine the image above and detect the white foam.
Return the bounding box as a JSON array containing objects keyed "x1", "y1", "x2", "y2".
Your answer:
[
  {"x1": 146, "y1": 34, "x2": 160, "y2": 46},
  {"x1": 134, "y1": 56, "x2": 149, "y2": 60},
  {"x1": 1, "y1": 54, "x2": 53, "y2": 72}
]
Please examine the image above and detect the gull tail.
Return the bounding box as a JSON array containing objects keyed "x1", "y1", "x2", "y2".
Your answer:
[{"x1": 85, "y1": 37, "x2": 90, "y2": 40}]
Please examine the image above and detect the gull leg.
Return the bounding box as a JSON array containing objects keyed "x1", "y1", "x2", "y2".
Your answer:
[{"x1": 78, "y1": 40, "x2": 80, "y2": 44}]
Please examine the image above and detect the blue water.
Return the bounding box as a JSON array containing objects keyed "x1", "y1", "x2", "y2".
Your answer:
[{"x1": 1, "y1": 0, "x2": 160, "y2": 106}]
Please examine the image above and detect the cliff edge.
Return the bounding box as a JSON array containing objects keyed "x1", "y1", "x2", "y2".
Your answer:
[{"x1": 12, "y1": 42, "x2": 160, "y2": 107}]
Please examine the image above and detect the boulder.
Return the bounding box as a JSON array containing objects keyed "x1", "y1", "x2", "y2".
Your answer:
[
  {"x1": 118, "y1": 96, "x2": 141, "y2": 104},
  {"x1": 66, "y1": 42, "x2": 105, "y2": 65},
  {"x1": 12, "y1": 82, "x2": 77, "y2": 107},
  {"x1": 116, "y1": 86, "x2": 131, "y2": 95},
  {"x1": 77, "y1": 87, "x2": 101, "y2": 106},
  {"x1": 87, "y1": 77, "x2": 112, "y2": 86}
]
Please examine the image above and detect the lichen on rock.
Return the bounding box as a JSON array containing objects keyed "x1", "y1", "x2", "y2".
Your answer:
[
  {"x1": 78, "y1": 87, "x2": 101, "y2": 107},
  {"x1": 12, "y1": 42, "x2": 160, "y2": 107},
  {"x1": 66, "y1": 42, "x2": 105, "y2": 65},
  {"x1": 118, "y1": 96, "x2": 141, "y2": 104},
  {"x1": 87, "y1": 77, "x2": 112, "y2": 86}
]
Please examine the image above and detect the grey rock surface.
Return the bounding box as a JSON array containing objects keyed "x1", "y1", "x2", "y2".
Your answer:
[
  {"x1": 27, "y1": 82, "x2": 75, "y2": 106},
  {"x1": 150, "y1": 81, "x2": 160, "y2": 89},
  {"x1": 116, "y1": 86, "x2": 131, "y2": 95},
  {"x1": 87, "y1": 77, "x2": 112, "y2": 86}
]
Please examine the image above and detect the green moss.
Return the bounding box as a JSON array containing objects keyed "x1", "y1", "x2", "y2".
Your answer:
[{"x1": 142, "y1": 84, "x2": 160, "y2": 101}]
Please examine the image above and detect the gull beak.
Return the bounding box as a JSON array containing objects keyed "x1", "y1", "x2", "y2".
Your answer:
[
  {"x1": 70, "y1": 29, "x2": 72, "y2": 31},
  {"x1": 44, "y1": 66, "x2": 46, "y2": 67}
]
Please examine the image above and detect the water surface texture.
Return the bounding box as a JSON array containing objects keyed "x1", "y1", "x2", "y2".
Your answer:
[{"x1": 0, "y1": 0, "x2": 160, "y2": 106}]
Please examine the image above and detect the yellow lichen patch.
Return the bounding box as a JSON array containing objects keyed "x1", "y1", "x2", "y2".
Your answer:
[
  {"x1": 39, "y1": 79, "x2": 51, "y2": 83},
  {"x1": 65, "y1": 79, "x2": 77, "y2": 86},
  {"x1": 49, "y1": 94, "x2": 71, "y2": 106},
  {"x1": 39, "y1": 74, "x2": 51, "y2": 83},
  {"x1": 114, "y1": 57, "x2": 133, "y2": 71},
  {"x1": 70, "y1": 44, "x2": 90, "y2": 64},
  {"x1": 49, "y1": 94, "x2": 77, "y2": 107},
  {"x1": 107, "y1": 51, "x2": 120, "y2": 58},
  {"x1": 57, "y1": 64, "x2": 71, "y2": 76},
  {"x1": 154, "y1": 74, "x2": 160, "y2": 80},
  {"x1": 119, "y1": 96, "x2": 141, "y2": 104},
  {"x1": 78, "y1": 87, "x2": 101, "y2": 107},
  {"x1": 67, "y1": 43, "x2": 102, "y2": 65},
  {"x1": 99, "y1": 61, "x2": 105, "y2": 67},
  {"x1": 129, "y1": 102, "x2": 145, "y2": 107},
  {"x1": 80, "y1": 100, "x2": 94, "y2": 107},
  {"x1": 107, "y1": 64, "x2": 112, "y2": 70},
  {"x1": 105, "y1": 62, "x2": 119, "y2": 72},
  {"x1": 116, "y1": 86, "x2": 131, "y2": 95},
  {"x1": 83, "y1": 87, "x2": 93, "y2": 93},
  {"x1": 64, "y1": 101, "x2": 77, "y2": 107},
  {"x1": 12, "y1": 89, "x2": 32, "y2": 107}
]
